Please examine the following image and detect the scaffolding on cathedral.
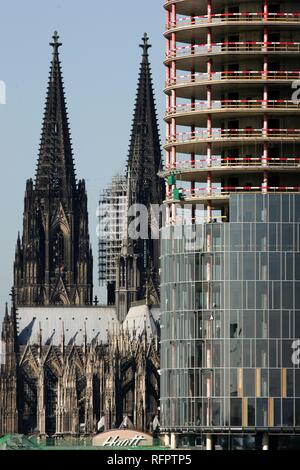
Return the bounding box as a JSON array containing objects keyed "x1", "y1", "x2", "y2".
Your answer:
[{"x1": 98, "y1": 174, "x2": 128, "y2": 287}]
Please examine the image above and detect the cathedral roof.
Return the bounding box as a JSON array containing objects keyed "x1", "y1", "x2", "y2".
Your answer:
[
  {"x1": 35, "y1": 31, "x2": 76, "y2": 193},
  {"x1": 124, "y1": 303, "x2": 160, "y2": 341},
  {"x1": 17, "y1": 306, "x2": 118, "y2": 346}
]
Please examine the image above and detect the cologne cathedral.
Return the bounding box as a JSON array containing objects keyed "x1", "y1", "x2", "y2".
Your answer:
[{"x1": 0, "y1": 32, "x2": 162, "y2": 437}]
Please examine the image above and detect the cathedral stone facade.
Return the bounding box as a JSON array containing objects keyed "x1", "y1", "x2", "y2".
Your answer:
[{"x1": 0, "y1": 32, "x2": 160, "y2": 437}]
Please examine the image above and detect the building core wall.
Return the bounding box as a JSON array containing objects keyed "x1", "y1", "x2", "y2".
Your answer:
[{"x1": 160, "y1": 194, "x2": 300, "y2": 432}]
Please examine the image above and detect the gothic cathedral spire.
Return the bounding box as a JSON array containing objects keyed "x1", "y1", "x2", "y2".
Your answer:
[
  {"x1": 14, "y1": 32, "x2": 93, "y2": 306},
  {"x1": 126, "y1": 33, "x2": 164, "y2": 208},
  {"x1": 35, "y1": 31, "x2": 76, "y2": 194},
  {"x1": 115, "y1": 34, "x2": 164, "y2": 320}
]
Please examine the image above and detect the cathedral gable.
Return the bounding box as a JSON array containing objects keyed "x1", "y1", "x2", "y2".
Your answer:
[
  {"x1": 50, "y1": 276, "x2": 70, "y2": 305},
  {"x1": 51, "y1": 202, "x2": 70, "y2": 233}
]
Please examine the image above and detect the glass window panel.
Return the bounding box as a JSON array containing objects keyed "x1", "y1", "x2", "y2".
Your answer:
[
  {"x1": 256, "y1": 310, "x2": 268, "y2": 339},
  {"x1": 261, "y1": 369, "x2": 268, "y2": 396},
  {"x1": 273, "y1": 281, "x2": 281, "y2": 309},
  {"x1": 230, "y1": 196, "x2": 238, "y2": 222},
  {"x1": 212, "y1": 282, "x2": 221, "y2": 308},
  {"x1": 274, "y1": 398, "x2": 281, "y2": 426},
  {"x1": 230, "y1": 225, "x2": 242, "y2": 251},
  {"x1": 269, "y1": 340, "x2": 278, "y2": 368},
  {"x1": 231, "y1": 282, "x2": 242, "y2": 309},
  {"x1": 243, "y1": 196, "x2": 255, "y2": 222},
  {"x1": 296, "y1": 399, "x2": 300, "y2": 425},
  {"x1": 256, "y1": 340, "x2": 268, "y2": 367},
  {"x1": 243, "y1": 311, "x2": 255, "y2": 338},
  {"x1": 269, "y1": 253, "x2": 280, "y2": 280},
  {"x1": 282, "y1": 282, "x2": 293, "y2": 310},
  {"x1": 247, "y1": 282, "x2": 255, "y2": 309},
  {"x1": 243, "y1": 369, "x2": 255, "y2": 396},
  {"x1": 230, "y1": 253, "x2": 238, "y2": 280},
  {"x1": 230, "y1": 398, "x2": 242, "y2": 426},
  {"x1": 243, "y1": 253, "x2": 255, "y2": 280},
  {"x1": 295, "y1": 195, "x2": 300, "y2": 221},
  {"x1": 282, "y1": 311, "x2": 290, "y2": 339},
  {"x1": 212, "y1": 399, "x2": 222, "y2": 426},
  {"x1": 281, "y1": 196, "x2": 290, "y2": 223},
  {"x1": 287, "y1": 369, "x2": 294, "y2": 397},
  {"x1": 256, "y1": 398, "x2": 268, "y2": 426},
  {"x1": 295, "y1": 255, "x2": 300, "y2": 280},
  {"x1": 256, "y1": 224, "x2": 267, "y2": 251},
  {"x1": 269, "y1": 369, "x2": 281, "y2": 397},
  {"x1": 230, "y1": 340, "x2": 242, "y2": 367},
  {"x1": 295, "y1": 370, "x2": 300, "y2": 397},
  {"x1": 269, "y1": 224, "x2": 277, "y2": 250},
  {"x1": 260, "y1": 253, "x2": 268, "y2": 281},
  {"x1": 195, "y1": 341, "x2": 203, "y2": 367},
  {"x1": 212, "y1": 224, "x2": 221, "y2": 250},
  {"x1": 230, "y1": 369, "x2": 237, "y2": 396},
  {"x1": 286, "y1": 253, "x2": 294, "y2": 280},
  {"x1": 213, "y1": 254, "x2": 221, "y2": 280},
  {"x1": 295, "y1": 283, "x2": 300, "y2": 309},
  {"x1": 195, "y1": 254, "x2": 201, "y2": 281},
  {"x1": 212, "y1": 341, "x2": 221, "y2": 367},
  {"x1": 282, "y1": 399, "x2": 294, "y2": 426},
  {"x1": 282, "y1": 340, "x2": 293, "y2": 367},
  {"x1": 282, "y1": 224, "x2": 293, "y2": 251},
  {"x1": 269, "y1": 310, "x2": 281, "y2": 338},
  {"x1": 230, "y1": 310, "x2": 241, "y2": 338},
  {"x1": 214, "y1": 369, "x2": 221, "y2": 397},
  {"x1": 243, "y1": 223, "x2": 251, "y2": 250},
  {"x1": 243, "y1": 340, "x2": 251, "y2": 367},
  {"x1": 269, "y1": 195, "x2": 281, "y2": 222},
  {"x1": 255, "y1": 194, "x2": 265, "y2": 222},
  {"x1": 256, "y1": 282, "x2": 268, "y2": 309},
  {"x1": 248, "y1": 398, "x2": 256, "y2": 426}
]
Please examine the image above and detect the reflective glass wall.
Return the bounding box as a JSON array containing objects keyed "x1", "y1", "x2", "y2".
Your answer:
[{"x1": 160, "y1": 194, "x2": 300, "y2": 431}]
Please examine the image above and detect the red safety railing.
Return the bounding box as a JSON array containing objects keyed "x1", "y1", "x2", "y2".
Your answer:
[
  {"x1": 167, "y1": 185, "x2": 300, "y2": 200},
  {"x1": 166, "y1": 42, "x2": 300, "y2": 59},
  {"x1": 166, "y1": 128, "x2": 300, "y2": 143},
  {"x1": 166, "y1": 12, "x2": 300, "y2": 29},
  {"x1": 166, "y1": 100, "x2": 300, "y2": 114},
  {"x1": 164, "y1": 157, "x2": 300, "y2": 171},
  {"x1": 166, "y1": 70, "x2": 300, "y2": 86}
]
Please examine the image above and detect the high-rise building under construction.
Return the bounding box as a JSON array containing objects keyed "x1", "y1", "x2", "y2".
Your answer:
[{"x1": 160, "y1": 0, "x2": 300, "y2": 450}]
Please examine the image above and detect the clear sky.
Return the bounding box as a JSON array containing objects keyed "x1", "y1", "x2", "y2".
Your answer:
[{"x1": 0, "y1": 0, "x2": 166, "y2": 314}]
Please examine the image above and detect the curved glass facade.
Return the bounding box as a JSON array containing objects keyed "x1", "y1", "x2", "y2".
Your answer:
[{"x1": 160, "y1": 194, "x2": 300, "y2": 431}]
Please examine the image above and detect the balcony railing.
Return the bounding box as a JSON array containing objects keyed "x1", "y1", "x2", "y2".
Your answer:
[
  {"x1": 166, "y1": 42, "x2": 300, "y2": 59},
  {"x1": 167, "y1": 185, "x2": 300, "y2": 201},
  {"x1": 166, "y1": 128, "x2": 300, "y2": 143},
  {"x1": 166, "y1": 12, "x2": 300, "y2": 29},
  {"x1": 163, "y1": 157, "x2": 300, "y2": 172},
  {"x1": 166, "y1": 70, "x2": 300, "y2": 87},
  {"x1": 166, "y1": 100, "x2": 300, "y2": 115}
]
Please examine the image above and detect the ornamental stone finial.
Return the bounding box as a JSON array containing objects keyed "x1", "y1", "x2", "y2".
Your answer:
[{"x1": 50, "y1": 31, "x2": 62, "y2": 52}]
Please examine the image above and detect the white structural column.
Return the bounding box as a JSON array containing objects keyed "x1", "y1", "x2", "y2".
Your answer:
[
  {"x1": 206, "y1": 433, "x2": 213, "y2": 450},
  {"x1": 171, "y1": 3, "x2": 177, "y2": 224},
  {"x1": 164, "y1": 433, "x2": 170, "y2": 447},
  {"x1": 166, "y1": 8, "x2": 172, "y2": 225},
  {"x1": 262, "y1": 433, "x2": 269, "y2": 450},
  {"x1": 262, "y1": 0, "x2": 269, "y2": 194},
  {"x1": 170, "y1": 432, "x2": 177, "y2": 449},
  {"x1": 206, "y1": 0, "x2": 212, "y2": 221}
]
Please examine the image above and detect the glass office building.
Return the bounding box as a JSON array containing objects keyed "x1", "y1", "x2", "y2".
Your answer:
[
  {"x1": 161, "y1": 194, "x2": 300, "y2": 449},
  {"x1": 161, "y1": 0, "x2": 300, "y2": 449}
]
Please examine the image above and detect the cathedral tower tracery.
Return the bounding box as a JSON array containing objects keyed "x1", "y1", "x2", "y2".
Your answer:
[{"x1": 13, "y1": 32, "x2": 93, "y2": 307}]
